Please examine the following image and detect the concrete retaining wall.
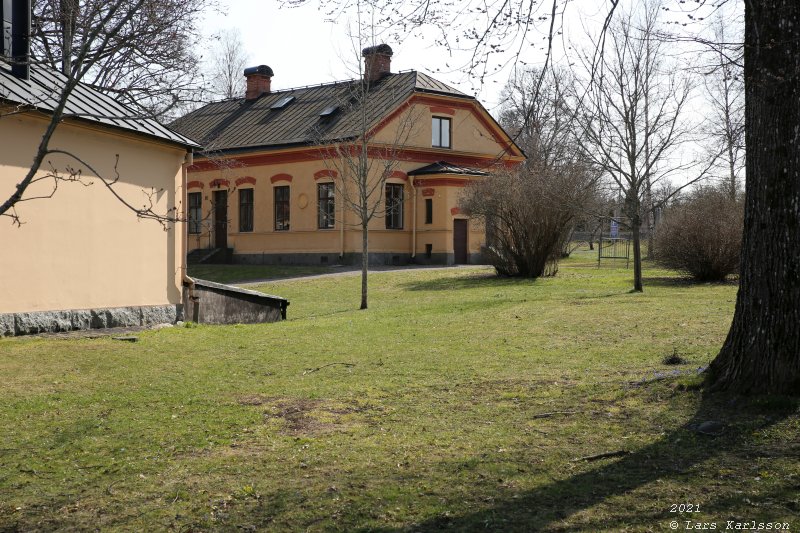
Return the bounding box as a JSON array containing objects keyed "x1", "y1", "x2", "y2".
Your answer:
[{"x1": 183, "y1": 279, "x2": 288, "y2": 325}]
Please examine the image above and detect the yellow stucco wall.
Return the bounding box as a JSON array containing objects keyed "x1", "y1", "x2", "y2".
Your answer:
[
  {"x1": 0, "y1": 111, "x2": 187, "y2": 314},
  {"x1": 372, "y1": 99, "x2": 510, "y2": 155},
  {"x1": 186, "y1": 97, "x2": 521, "y2": 261},
  {"x1": 188, "y1": 159, "x2": 484, "y2": 259}
]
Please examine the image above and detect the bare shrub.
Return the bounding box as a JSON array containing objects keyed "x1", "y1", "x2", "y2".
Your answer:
[
  {"x1": 654, "y1": 187, "x2": 743, "y2": 281},
  {"x1": 462, "y1": 67, "x2": 597, "y2": 278},
  {"x1": 461, "y1": 163, "x2": 595, "y2": 277}
]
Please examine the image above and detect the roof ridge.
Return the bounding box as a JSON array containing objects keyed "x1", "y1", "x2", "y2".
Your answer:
[
  {"x1": 199, "y1": 71, "x2": 422, "y2": 106},
  {"x1": 199, "y1": 68, "x2": 473, "y2": 107}
]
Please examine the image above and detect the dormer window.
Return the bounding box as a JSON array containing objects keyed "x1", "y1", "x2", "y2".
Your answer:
[{"x1": 432, "y1": 117, "x2": 451, "y2": 149}]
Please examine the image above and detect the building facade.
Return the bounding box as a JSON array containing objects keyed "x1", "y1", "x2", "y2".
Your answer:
[
  {"x1": 173, "y1": 45, "x2": 524, "y2": 266},
  {"x1": 0, "y1": 61, "x2": 197, "y2": 335}
]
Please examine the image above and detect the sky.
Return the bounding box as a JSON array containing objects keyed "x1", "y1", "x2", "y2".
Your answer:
[
  {"x1": 196, "y1": 0, "x2": 743, "y2": 190},
  {"x1": 198, "y1": 1, "x2": 742, "y2": 123},
  {"x1": 198, "y1": 0, "x2": 612, "y2": 114}
]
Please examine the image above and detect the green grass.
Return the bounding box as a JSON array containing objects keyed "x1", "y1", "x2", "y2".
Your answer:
[
  {"x1": 1, "y1": 254, "x2": 797, "y2": 532},
  {"x1": 187, "y1": 263, "x2": 335, "y2": 284}
]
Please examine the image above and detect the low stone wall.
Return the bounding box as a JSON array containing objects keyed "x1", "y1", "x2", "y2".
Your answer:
[
  {"x1": 0, "y1": 304, "x2": 182, "y2": 337},
  {"x1": 183, "y1": 279, "x2": 288, "y2": 325}
]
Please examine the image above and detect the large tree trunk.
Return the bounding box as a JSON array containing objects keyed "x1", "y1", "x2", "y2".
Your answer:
[{"x1": 707, "y1": 0, "x2": 800, "y2": 394}]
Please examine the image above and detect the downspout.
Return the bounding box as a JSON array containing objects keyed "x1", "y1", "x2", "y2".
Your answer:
[
  {"x1": 339, "y1": 183, "x2": 345, "y2": 261},
  {"x1": 410, "y1": 176, "x2": 417, "y2": 259},
  {"x1": 182, "y1": 151, "x2": 198, "y2": 320}
]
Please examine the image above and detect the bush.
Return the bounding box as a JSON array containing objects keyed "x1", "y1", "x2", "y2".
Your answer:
[
  {"x1": 654, "y1": 188, "x2": 743, "y2": 281},
  {"x1": 460, "y1": 164, "x2": 594, "y2": 278}
]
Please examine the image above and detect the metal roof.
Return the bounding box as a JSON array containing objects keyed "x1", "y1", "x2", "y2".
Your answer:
[
  {"x1": 0, "y1": 62, "x2": 199, "y2": 149},
  {"x1": 170, "y1": 71, "x2": 474, "y2": 154},
  {"x1": 408, "y1": 161, "x2": 489, "y2": 176}
]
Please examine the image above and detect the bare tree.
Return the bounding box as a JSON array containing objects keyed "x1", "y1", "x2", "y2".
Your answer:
[
  {"x1": 701, "y1": 12, "x2": 744, "y2": 200},
  {"x1": 208, "y1": 28, "x2": 249, "y2": 100},
  {"x1": 31, "y1": 0, "x2": 213, "y2": 118},
  {"x1": 1, "y1": 0, "x2": 192, "y2": 226},
  {"x1": 315, "y1": 40, "x2": 419, "y2": 309},
  {"x1": 462, "y1": 67, "x2": 598, "y2": 277},
  {"x1": 498, "y1": 67, "x2": 576, "y2": 173},
  {"x1": 572, "y1": 3, "x2": 700, "y2": 292}
]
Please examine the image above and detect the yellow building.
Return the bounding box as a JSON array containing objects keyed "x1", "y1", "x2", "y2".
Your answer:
[
  {"x1": 0, "y1": 61, "x2": 198, "y2": 335},
  {"x1": 173, "y1": 45, "x2": 524, "y2": 266}
]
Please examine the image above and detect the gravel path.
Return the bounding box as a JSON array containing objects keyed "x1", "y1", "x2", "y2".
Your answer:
[{"x1": 236, "y1": 264, "x2": 484, "y2": 286}]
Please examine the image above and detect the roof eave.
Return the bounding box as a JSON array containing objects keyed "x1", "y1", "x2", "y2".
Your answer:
[{"x1": 1, "y1": 95, "x2": 200, "y2": 151}]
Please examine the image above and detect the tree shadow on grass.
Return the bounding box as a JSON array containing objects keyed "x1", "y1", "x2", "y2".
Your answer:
[
  {"x1": 400, "y1": 273, "x2": 540, "y2": 292},
  {"x1": 359, "y1": 391, "x2": 798, "y2": 532},
  {"x1": 642, "y1": 276, "x2": 739, "y2": 289}
]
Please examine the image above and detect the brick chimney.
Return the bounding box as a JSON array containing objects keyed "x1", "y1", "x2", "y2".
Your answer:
[
  {"x1": 244, "y1": 65, "x2": 273, "y2": 100},
  {"x1": 1, "y1": 0, "x2": 31, "y2": 80},
  {"x1": 362, "y1": 44, "x2": 393, "y2": 83}
]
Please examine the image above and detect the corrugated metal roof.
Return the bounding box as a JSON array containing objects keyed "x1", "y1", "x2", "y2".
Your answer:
[
  {"x1": 0, "y1": 63, "x2": 199, "y2": 149},
  {"x1": 170, "y1": 71, "x2": 474, "y2": 154}
]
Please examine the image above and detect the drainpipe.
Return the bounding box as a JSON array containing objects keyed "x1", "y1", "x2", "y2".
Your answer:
[
  {"x1": 410, "y1": 176, "x2": 417, "y2": 259},
  {"x1": 181, "y1": 152, "x2": 190, "y2": 282},
  {"x1": 339, "y1": 185, "x2": 345, "y2": 260},
  {"x1": 181, "y1": 151, "x2": 198, "y2": 318}
]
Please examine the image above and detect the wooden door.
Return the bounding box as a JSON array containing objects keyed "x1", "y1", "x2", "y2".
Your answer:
[
  {"x1": 213, "y1": 190, "x2": 228, "y2": 249},
  {"x1": 453, "y1": 219, "x2": 468, "y2": 264}
]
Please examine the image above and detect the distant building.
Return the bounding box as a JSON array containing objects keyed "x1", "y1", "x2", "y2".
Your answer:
[
  {"x1": 0, "y1": 0, "x2": 199, "y2": 335},
  {"x1": 172, "y1": 45, "x2": 524, "y2": 266}
]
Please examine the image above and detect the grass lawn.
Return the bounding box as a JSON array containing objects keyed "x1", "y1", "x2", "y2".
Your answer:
[{"x1": 1, "y1": 252, "x2": 798, "y2": 532}]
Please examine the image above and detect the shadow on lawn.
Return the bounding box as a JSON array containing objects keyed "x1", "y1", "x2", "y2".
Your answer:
[
  {"x1": 400, "y1": 273, "x2": 539, "y2": 292},
  {"x1": 642, "y1": 276, "x2": 739, "y2": 289},
  {"x1": 359, "y1": 391, "x2": 797, "y2": 532}
]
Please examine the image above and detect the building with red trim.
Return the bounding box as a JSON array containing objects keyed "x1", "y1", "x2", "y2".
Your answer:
[{"x1": 172, "y1": 45, "x2": 524, "y2": 266}]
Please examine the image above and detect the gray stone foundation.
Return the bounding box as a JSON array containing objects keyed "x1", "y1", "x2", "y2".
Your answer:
[{"x1": 0, "y1": 304, "x2": 182, "y2": 337}]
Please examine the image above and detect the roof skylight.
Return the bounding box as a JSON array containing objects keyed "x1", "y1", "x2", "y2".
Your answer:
[
  {"x1": 319, "y1": 105, "x2": 339, "y2": 118},
  {"x1": 270, "y1": 95, "x2": 295, "y2": 110}
]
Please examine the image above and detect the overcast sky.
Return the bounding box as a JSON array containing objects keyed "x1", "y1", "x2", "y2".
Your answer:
[
  {"x1": 198, "y1": 1, "x2": 611, "y2": 113},
  {"x1": 199, "y1": 1, "x2": 740, "y2": 115}
]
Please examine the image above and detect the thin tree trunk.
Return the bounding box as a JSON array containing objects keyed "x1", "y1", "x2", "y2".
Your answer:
[
  {"x1": 360, "y1": 222, "x2": 368, "y2": 310},
  {"x1": 707, "y1": 0, "x2": 800, "y2": 394},
  {"x1": 625, "y1": 192, "x2": 644, "y2": 292},
  {"x1": 727, "y1": 138, "x2": 737, "y2": 200},
  {"x1": 59, "y1": 0, "x2": 80, "y2": 76},
  {"x1": 632, "y1": 217, "x2": 643, "y2": 292},
  {"x1": 645, "y1": 181, "x2": 654, "y2": 260}
]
